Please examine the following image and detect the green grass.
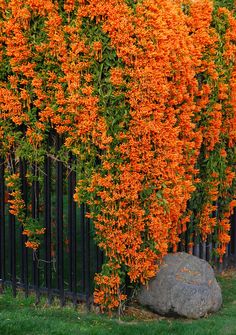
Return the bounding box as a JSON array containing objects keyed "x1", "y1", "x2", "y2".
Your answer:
[{"x1": 1, "y1": 271, "x2": 236, "y2": 335}]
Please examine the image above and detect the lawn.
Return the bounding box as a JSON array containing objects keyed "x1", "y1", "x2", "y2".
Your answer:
[{"x1": 0, "y1": 271, "x2": 236, "y2": 335}]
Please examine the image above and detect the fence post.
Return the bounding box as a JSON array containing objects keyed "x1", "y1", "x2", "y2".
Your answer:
[
  {"x1": 56, "y1": 135, "x2": 65, "y2": 306},
  {"x1": 193, "y1": 235, "x2": 200, "y2": 257},
  {"x1": 68, "y1": 153, "x2": 77, "y2": 306},
  {"x1": 32, "y1": 163, "x2": 40, "y2": 303},
  {"x1": 0, "y1": 157, "x2": 5, "y2": 290},
  {"x1": 81, "y1": 203, "x2": 91, "y2": 307},
  {"x1": 44, "y1": 152, "x2": 52, "y2": 304},
  {"x1": 20, "y1": 159, "x2": 29, "y2": 297},
  {"x1": 231, "y1": 207, "x2": 236, "y2": 264},
  {"x1": 200, "y1": 240, "x2": 207, "y2": 260}
]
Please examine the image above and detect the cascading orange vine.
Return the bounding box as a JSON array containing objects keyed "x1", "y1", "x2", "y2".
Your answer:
[{"x1": 0, "y1": 0, "x2": 235, "y2": 311}]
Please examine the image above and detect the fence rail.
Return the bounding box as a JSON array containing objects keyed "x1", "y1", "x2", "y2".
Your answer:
[{"x1": 0, "y1": 145, "x2": 236, "y2": 306}]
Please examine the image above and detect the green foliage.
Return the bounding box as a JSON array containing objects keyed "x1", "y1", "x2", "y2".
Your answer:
[{"x1": 214, "y1": 0, "x2": 235, "y2": 11}]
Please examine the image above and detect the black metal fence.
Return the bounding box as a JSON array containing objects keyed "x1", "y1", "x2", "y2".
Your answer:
[
  {"x1": 178, "y1": 207, "x2": 236, "y2": 272},
  {"x1": 0, "y1": 137, "x2": 103, "y2": 307},
  {"x1": 0, "y1": 138, "x2": 236, "y2": 306}
]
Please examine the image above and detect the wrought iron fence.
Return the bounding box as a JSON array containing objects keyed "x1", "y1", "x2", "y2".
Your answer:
[{"x1": 0, "y1": 137, "x2": 103, "y2": 307}]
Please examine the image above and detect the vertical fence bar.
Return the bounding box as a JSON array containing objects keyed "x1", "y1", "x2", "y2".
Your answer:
[
  {"x1": 81, "y1": 203, "x2": 91, "y2": 305},
  {"x1": 213, "y1": 202, "x2": 219, "y2": 269},
  {"x1": 68, "y1": 154, "x2": 77, "y2": 305},
  {"x1": 186, "y1": 218, "x2": 194, "y2": 254},
  {"x1": 81, "y1": 203, "x2": 86, "y2": 294},
  {"x1": 212, "y1": 240, "x2": 218, "y2": 270},
  {"x1": 200, "y1": 241, "x2": 207, "y2": 260},
  {"x1": 8, "y1": 156, "x2": 16, "y2": 297},
  {"x1": 44, "y1": 153, "x2": 52, "y2": 304},
  {"x1": 181, "y1": 231, "x2": 187, "y2": 252},
  {"x1": 177, "y1": 235, "x2": 183, "y2": 252},
  {"x1": 9, "y1": 201, "x2": 16, "y2": 297},
  {"x1": 96, "y1": 246, "x2": 103, "y2": 274},
  {"x1": 193, "y1": 235, "x2": 200, "y2": 257},
  {"x1": 186, "y1": 230, "x2": 193, "y2": 254},
  {"x1": 85, "y1": 205, "x2": 91, "y2": 306},
  {"x1": 20, "y1": 159, "x2": 29, "y2": 297},
  {"x1": 223, "y1": 244, "x2": 229, "y2": 270},
  {"x1": 0, "y1": 158, "x2": 5, "y2": 289},
  {"x1": 231, "y1": 207, "x2": 236, "y2": 262},
  {"x1": 207, "y1": 240, "x2": 213, "y2": 263},
  {"x1": 32, "y1": 163, "x2": 40, "y2": 303},
  {"x1": 56, "y1": 135, "x2": 64, "y2": 306}
]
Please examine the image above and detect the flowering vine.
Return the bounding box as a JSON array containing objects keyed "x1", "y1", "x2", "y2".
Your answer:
[{"x1": 0, "y1": 0, "x2": 236, "y2": 311}]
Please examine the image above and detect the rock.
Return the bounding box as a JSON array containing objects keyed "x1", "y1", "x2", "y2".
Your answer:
[{"x1": 137, "y1": 252, "x2": 222, "y2": 319}]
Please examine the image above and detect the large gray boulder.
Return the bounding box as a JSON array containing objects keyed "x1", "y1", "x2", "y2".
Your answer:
[{"x1": 137, "y1": 252, "x2": 222, "y2": 319}]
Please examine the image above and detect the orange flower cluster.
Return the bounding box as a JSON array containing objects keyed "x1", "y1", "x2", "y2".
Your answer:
[
  {"x1": 94, "y1": 270, "x2": 127, "y2": 311},
  {"x1": 6, "y1": 174, "x2": 25, "y2": 219},
  {"x1": 5, "y1": 171, "x2": 46, "y2": 249},
  {"x1": 25, "y1": 241, "x2": 40, "y2": 250},
  {"x1": 0, "y1": 0, "x2": 111, "y2": 249}
]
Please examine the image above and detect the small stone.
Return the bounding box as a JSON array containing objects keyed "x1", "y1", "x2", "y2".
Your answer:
[{"x1": 137, "y1": 252, "x2": 222, "y2": 319}]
